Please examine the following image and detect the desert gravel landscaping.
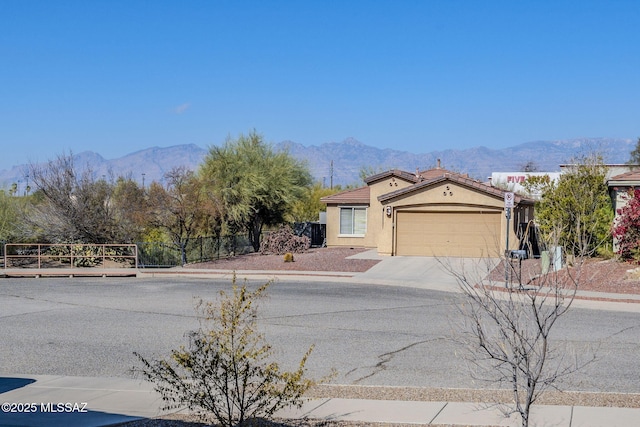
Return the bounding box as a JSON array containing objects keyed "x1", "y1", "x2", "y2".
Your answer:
[
  {"x1": 184, "y1": 247, "x2": 380, "y2": 273},
  {"x1": 190, "y1": 247, "x2": 640, "y2": 296}
]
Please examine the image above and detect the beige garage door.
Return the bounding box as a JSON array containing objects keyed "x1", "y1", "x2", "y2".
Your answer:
[{"x1": 396, "y1": 211, "x2": 502, "y2": 257}]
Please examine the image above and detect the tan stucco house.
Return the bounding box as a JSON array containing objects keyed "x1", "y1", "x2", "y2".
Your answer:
[{"x1": 321, "y1": 166, "x2": 534, "y2": 258}]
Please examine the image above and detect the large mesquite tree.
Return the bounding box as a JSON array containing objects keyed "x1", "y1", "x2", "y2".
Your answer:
[{"x1": 199, "y1": 131, "x2": 312, "y2": 251}]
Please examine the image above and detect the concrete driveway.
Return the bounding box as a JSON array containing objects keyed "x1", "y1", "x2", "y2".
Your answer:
[{"x1": 348, "y1": 249, "x2": 500, "y2": 292}]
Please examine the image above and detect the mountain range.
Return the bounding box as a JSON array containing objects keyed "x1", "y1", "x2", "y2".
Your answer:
[{"x1": 1, "y1": 137, "x2": 635, "y2": 193}]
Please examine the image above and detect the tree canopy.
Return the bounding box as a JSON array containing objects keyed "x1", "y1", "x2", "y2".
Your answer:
[
  {"x1": 0, "y1": 190, "x2": 24, "y2": 242},
  {"x1": 26, "y1": 155, "x2": 125, "y2": 243},
  {"x1": 146, "y1": 167, "x2": 213, "y2": 264},
  {"x1": 290, "y1": 182, "x2": 342, "y2": 223},
  {"x1": 199, "y1": 131, "x2": 312, "y2": 251},
  {"x1": 534, "y1": 155, "x2": 613, "y2": 257}
]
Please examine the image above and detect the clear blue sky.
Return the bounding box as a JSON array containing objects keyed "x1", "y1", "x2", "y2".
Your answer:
[{"x1": 1, "y1": 0, "x2": 639, "y2": 171}]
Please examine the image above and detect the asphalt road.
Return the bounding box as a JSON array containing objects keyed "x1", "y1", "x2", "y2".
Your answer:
[{"x1": 1, "y1": 276, "x2": 639, "y2": 393}]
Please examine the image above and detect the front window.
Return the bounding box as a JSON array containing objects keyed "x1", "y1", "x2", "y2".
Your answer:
[{"x1": 339, "y1": 207, "x2": 367, "y2": 236}]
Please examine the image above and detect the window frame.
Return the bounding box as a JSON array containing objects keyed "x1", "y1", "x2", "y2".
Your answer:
[{"x1": 338, "y1": 206, "x2": 367, "y2": 237}]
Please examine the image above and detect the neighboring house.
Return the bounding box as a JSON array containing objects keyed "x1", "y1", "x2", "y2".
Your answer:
[
  {"x1": 572, "y1": 163, "x2": 640, "y2": 236},
  {"x1": 321, "y1": 165, "x2": 535, "y2": 258},
  {"x1": 607, "y1": 170, "x2": 640, "y2": 252},
  {"x1": 490, "y1": 172, "x2": 562, "y2": 199},
  {"x1": 608, "y1": 169, "x2": 640, "y2": 219},
  {"x1": 491, "y1": 165, "x2": 640, "y2": 200}
]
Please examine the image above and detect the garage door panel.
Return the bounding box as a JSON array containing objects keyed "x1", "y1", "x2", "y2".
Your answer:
[{"x1": 396, "y1": 211, "x2": 501, "y2": 257}]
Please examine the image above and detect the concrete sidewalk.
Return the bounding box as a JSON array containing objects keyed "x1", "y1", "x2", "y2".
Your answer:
[
  {"x1": 2, "y1": 374, "x2": 640, "y2": 426},
  {"x1": 0, "y1": 374, "x2": 162, "y2": 426},
  {"x1": 277, "y1": 397, "x2": 640, "y2": 427}
]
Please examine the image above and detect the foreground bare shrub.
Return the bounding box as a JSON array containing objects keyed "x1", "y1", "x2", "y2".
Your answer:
[
  {"x1": 447, "y1": 253, "x2": 595, "y2": 427},
  {"x1": 134, "y1": 277, "x2": 321, "y2": 427}
]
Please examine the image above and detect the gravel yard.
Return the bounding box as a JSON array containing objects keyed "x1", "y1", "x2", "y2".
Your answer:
[
  {"x1": 184, "y1": 247, "x2": 380, "y2": 273},
  {"x1": 490, "y1": 256, "x2": 640, "y2": 295}
]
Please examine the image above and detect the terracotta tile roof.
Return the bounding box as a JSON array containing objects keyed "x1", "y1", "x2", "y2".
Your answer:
[
  {"x1": 364, "y1": 169, "x2": 420, "y2": 184},
  {"x1": 418, "y1": 168, "x2": 468, "y2": 180},
  {"x1": 365, "y1": 167, "x2": 466, "y2": 185},
  {"x1": 608, "y1": 170, "x2": 640, "y2": 182},
  {"x1": 378, "y1": 173, "x2": 534, "y2": 205},
  {"x1": 320, "y1": 186, "x2": 370, "y2": 204},
  {"x1": 322, "y1": 167, "x2": 535, "y2": 206}
]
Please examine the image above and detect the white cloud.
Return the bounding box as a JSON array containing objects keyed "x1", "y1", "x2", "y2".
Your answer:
[{"x1": 173, "y1": 102, "x2": 191, "y2": 114}]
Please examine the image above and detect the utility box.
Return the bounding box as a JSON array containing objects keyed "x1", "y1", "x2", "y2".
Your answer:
[
  {"x1": 541, "y1": 251, "x2": 550, "y2": 274},
  {"x1": 509, "y1": 249, "x2": 527, "y2": 259}
]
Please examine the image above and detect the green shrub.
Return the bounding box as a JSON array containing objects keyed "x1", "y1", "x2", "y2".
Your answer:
[{"x1": 134, "y1": 276, "x2": 322, "y2": 427}]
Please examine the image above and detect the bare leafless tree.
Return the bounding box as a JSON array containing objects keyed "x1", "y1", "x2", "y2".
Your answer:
[
  {"x1": 22, "y1": 154, "x2": 145, "y2": 243},
  {"x1": 519, "y1": 160, "x2": 539, "y2": 172},
  {"x1": 146, "y1": 166, "x2": 214, "y2": 265},
  {"x1": 26, "y1": 154, "x2": 128, "y2": 243},
  {"x1": 448, "y1": 246, "x2": 595, "y2": 427},
  {"x1": 110, "y1": 176, "x2": 148, "y2": 242}
]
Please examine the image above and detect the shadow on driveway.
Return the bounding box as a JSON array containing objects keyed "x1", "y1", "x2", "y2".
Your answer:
[{"x1": 0, "y1": 376, "x2": 35, "y2": 393}]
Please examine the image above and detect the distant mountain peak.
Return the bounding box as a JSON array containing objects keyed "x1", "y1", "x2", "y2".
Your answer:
[
  {"x1": 0, "y1": 138, "x2": 634, "y2": 191},
  {"x1": 341, "y1": 137, "x2": 364, "y2": 146}
]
